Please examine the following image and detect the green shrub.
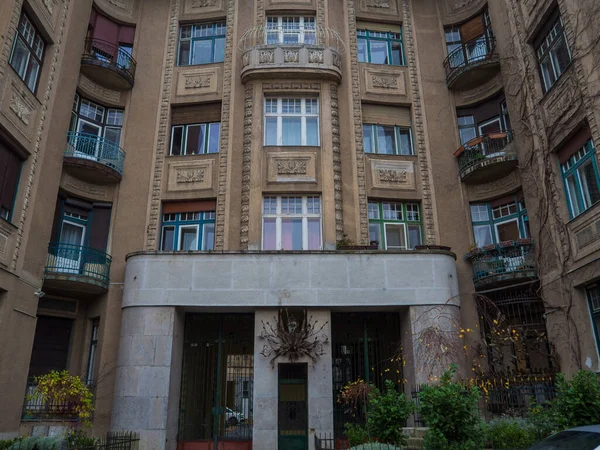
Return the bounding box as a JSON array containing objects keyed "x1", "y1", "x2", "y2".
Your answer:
[
  {"x1": 5, "y1": 436, "x2": 62, "y2": 450},
  {"x1": 66, "y1": 430, "x2": 98, "y2": 449},
  {"x1": 418, "y1": 365, "x2": 483, "y2": 450},
  {"x1": 552, "y1": 370, "x2": 600, "y2": 429},
  {"x1": 366, "y1": 380, "x2": 413, "y2": 445},
  {"x1": 345, "y1": 423, "x2": 369, "y2": 447},
  {"x1": 349, "y1": 444, "x2": 402, "y2": 450},
  {"x1": 527, "y1": 402, "x2": 560, "y2": 441},
  {"x1": 0, "y1": 437, "x2": 24, "y2": 450},
  {"x1": 484, "y1": 418, "x2": 538, "y2": 449}
]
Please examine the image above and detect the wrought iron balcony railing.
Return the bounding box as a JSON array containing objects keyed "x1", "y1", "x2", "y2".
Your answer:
[
  {"x1": 44, "y1": 243, "x2": 112, "y2": 287},
  {"x1": 466, "y1": 239, "x2": 537, "y2": 288},
  {"x1": 65, "y1": 131, "x2": 125, "y2": 176},
  {"x1": 443, "y1": 35, "x2": 497, "y2": 83},
  {"x1": 22, "y1": 377, "x2": 94, "y2": 421},
  {"x1": 455, "y1": 130, "x2": 517, "y2": 179},
  {"x1": 81, "y1": 38, "x2": 137, "y2": 85}
]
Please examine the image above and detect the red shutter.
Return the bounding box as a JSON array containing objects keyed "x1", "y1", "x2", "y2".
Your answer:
[
  {"x1": 163, "y1": 200, "x2": 217, "y2": 214},
  {"x1": 557, "y1": 126, "x2": 592, "y2": 164},
  {"x1": 460, "y1": 15, "x2": 484, "y2": 42},
  {"x1": 118, "y1": 26, "x2": 135, "y2": 45},
  {"x1": 93, "y1": 14, "x2": 119, "y2": 46}
]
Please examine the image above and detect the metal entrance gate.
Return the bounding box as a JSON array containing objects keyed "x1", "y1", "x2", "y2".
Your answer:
[{"x1": 178, "y1": 314, "x2": 254, "y2": 449}]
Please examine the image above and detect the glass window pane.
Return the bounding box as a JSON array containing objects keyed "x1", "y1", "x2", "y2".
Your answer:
[
  {"x1": 382, "y1": 202, "x2": 402, "y2": 220},
  {"x1": 369, "y1": 223, "x2": 382, "y2": 248},
  {"x1": 540, "y1": 57, "x2": 556, "y2": 91},
  {"x1": 551, "y1": 35, "x2": 571, "y2": 76},
  {"x1": 282, "y1": 117, "x2": 302, "y2": 145},
  {"x1": 25, "y1": 58, "x2": 40, "y2": 91},
  {"x1": 161, "y1": 227, "x2": 175, "y2": 251},
  {"x1": 370, "y1": 41, "x2": 388, "y2": 64},
  {"x1": 377, "y1": 126, "x2": 396, "y2": 154},
  {"x1": 566, "y1": 173, "x2": 582, "y2": 216},
  {"x1": 368, "y1": 202, "x2": 380, "y2": 219},
  {"x1": 460, "y1": 127, "x2": 477, "y2": 145},
  {"x1": 214, "y1": 38, "x2": 225, "y2": 62},
  {"x1": 578, "y1": 161, "x2": 600, "y2": 209},
  {"x1": 391, "y1": 41, "x2": 402, "y2": 65},
  {"x1": 104, "y1": 127, "x2": 121, "y2": 146},
  {"x1": 263, "y1": 218, "x2": 276, "y2": 250},
  {"x1": 281, "y1": 218, "x2": 303, "y2": 250},
  {"x1": 192, "y1": 40, "x2": 213, "y2": 65},
  {"x1": 171, "y1": 126, "x2": 184, "y2": 156},
  {"x1": 496, "y1": 220, "x2": 520, "y2": 242},
  {"x1": 178, "y1": 40, "x2": 191, "y2": 66},
  {"x1": 385, "y1": 223, "x2": 406, "y2": 249},
  {"x1": 363, "y1": 125, "x2": 373, "y2": 153},
  {"x1": 186, "y1": 124, "x2": 205, "y2": 155},
  {"x1": 202, "y1": 223, "x2": 215, "y2": 250},
  {"x1": 265, "y1": 117, "x2": 278, "y2": 145},
  {"x1": 357, "y1": 39, "x2": 368, "y2": 62},
  {"x1": 473, "y1": 225, "x2": 492, "y2": 247},
  {"x1": 306, "y1": 117, "x2": 319, "y2": 146},
  {"x1": 398, "y1": 129, "x2": 412, "y2": 155},
  {"x1": 208, "y1": 123, "x2": 220, "y2": 153},
  {"x1": 180, "y1": 227, "x2": 198, "y2": 251},
  {"x1": 408, "y1": 224, "x2": 422, "y2": 249},
  {"x1": 307, "y1": 218, "x2": 321, "y2": 250},
  {"x1": 10, "y1": 37, "x2": 29, "y2": 79}
]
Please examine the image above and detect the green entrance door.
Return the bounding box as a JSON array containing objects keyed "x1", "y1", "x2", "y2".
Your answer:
[{"x1": 278, "y1": 363, "x2": 308, "y2": 450}]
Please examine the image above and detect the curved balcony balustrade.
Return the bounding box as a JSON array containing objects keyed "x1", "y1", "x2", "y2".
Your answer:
[
  {"x1": 454, "y1": 130, "x2": 519, "y2": 183},
  {"x1": 80, "y1": 38, "x2": 136, "y2": 90},
  {"x1": 43, "y1": 243, "x2": 112, "y2": 295},
  {"x1": 443, "y1": 35, "x2": 500, "y2": 90},
  {"x1": 466, "y1": 239, "x2": 537, "y2": 290},
  {"x1": 238, "y1": 26, "x2": 344, "y2": 83},
  {"x1": 63, "y1": 131, "x2": 125, "y2": 183}
]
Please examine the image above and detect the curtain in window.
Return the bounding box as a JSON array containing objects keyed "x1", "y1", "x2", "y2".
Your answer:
[
  {"x1": 282, "y1": 218, "x2": 302, "y2": 250},
  {"x1": 307, "y1": 219, "x2": 321, "y2": 250}
]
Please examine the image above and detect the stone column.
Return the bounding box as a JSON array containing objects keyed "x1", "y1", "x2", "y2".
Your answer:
[
  {"x1": 111, "y1": 306, "x2": 184, "y2": 450},
  {"x1": 253, "y1": 309, "x2": 333, "y2": 450}
]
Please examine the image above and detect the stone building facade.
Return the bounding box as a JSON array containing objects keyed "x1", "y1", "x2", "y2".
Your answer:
[{"x1": 0, "y1": 0, "x2": 598, "y2": 449}]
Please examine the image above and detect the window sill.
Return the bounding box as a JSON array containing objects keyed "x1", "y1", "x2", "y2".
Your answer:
[
  {"x1": 359, "y1": 62, "x2": 407, "y2": 68},
  {"x1": 166, "y1": 152, "x2": 219, "y2": 158},
  {"x1": 364, "y1": 152, "x2": 417, "y2": 158},
  {"x1": 176, "y1": 61, "x2": 224, "y2": 68}
]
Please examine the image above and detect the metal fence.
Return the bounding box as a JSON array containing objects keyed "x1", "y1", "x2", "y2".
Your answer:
[
  {"x1": 65, "y1": 131, "x2": 125, "y2": 175},
  {"x1": 443, "y1": 35, "x2": 497, "y2": 80},
  {"x1": 82, "y1": 38, "x2": 137, "y2": 83},
  {"x1": 71, "y1": 431, "x2": 140, "y2": 450},
  {"x1": 21, "y1": 378, "x2": 94, "y2": 422},
  {"x1": 44, "y1": 242, "x2": 112, "y2": 287},
  {"x1": 456, "y1": 130, "x2": 516, "y2": 176}
]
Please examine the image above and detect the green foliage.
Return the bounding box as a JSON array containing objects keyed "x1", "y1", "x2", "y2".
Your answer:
[
  {"x1": 0, "y1": 437, "x2": 24, "y2": 450},
  {"x1": 526, "y1": 402, "x2": 560, "y2": 440},
  {"x1": 66, "y1": 430, "x2": 98, "y2": 449},
  {"x1": 484, "y1": 418, "x2": 538, "y2": 449},
  {"x1": 366, "y1": 380, "x2": 413, "y2": 445},
  {"x1": 349, "y1": 444, "x2": 402, "y2": 450},
  {"x1": 418, "y1": 365, "x2": 483, "y2": 450},
  {"x1": 552, "y1": 370, "x2": 600, "y2": 429},
  {"x1": 344, "y1": 423, "x2": 369, "y2": 447},
  {"x1": 4, "y1": 436, "x2": 62, "y2": 450}
]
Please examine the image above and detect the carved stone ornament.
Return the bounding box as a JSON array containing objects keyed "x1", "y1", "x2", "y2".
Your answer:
[
  {"x1": 192, "y1": 0, "x2": 217, "y2": 6},
  {"x1": 333, "y1": 53, "x2": 342, "y2": 69},
  {"x1": 108, "y1": 0, "x2": 127, "y2": 8},
  {"x1": 277, "y1": 160, "x2": 307, "y2": 175},
  {"x1": 372, "y1": 76, "x2": 398, "y2": 89},
  {"x1": 284, "y1": 50, "x2": 299, "y2": 63},
  {"x1": 308, "y1": 50, "x2": 324, "y2": 64},
  {"x1": 449, "y1": 0, "x2": 478, "y2": 10},
  {"x1": 259, "y1": 50, "x2": 274, "y2": 64},
  {"x1": 185, "y1": 75, "x2": 211, "y2": 89},
  {"x1": 366, "y1": 0, "x2": 390, "y2": 7},
  {"x1": 43, "y1": 0, "x2": 54, "y2": 14},
  {"x1": 10, "y1": 93, "x2": 31, "y2": 125},
  {"x1": 379, "y1": 168, "x2": 407, "y2": 183},
  {"x1": 176, "y1": 169, "x2": 205, "y2": 183}
]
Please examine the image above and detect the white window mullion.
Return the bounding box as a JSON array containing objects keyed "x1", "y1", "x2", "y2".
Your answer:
[{"x1": 302, "y1": 217, "x2": 308, "y2": 250}]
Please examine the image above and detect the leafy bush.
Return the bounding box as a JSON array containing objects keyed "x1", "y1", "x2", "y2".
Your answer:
[
  {"x1": 484, "y1": 418, "x2": 538, "y2": 449},
  {"x1": 552, "y1": 370, "x2": 600, "y2": 429},
  {"x1": 418, "y1": 365, "x2": 483, "y2": 450},
  {"x1": 0, "y1": 437, "x2": 24, "y2": 450},
  {"x1": 5, "y1": 436, "x2": 62, "y2": 450},
  {"x1": 349, "y1": 444, "x2": 402, "y2": 450},
  {"x1": 345, "y1": 423, "x2": 369, "y2": 447},
  {"x1": 366, "y1": 380, "x2": 413, "y2": 445},
  {"x1": 527, "y1": 401, "x2": 560, "y2": 441},
  {"x1": 66, "y1": 430, "x2": 98, "y2": 449}
]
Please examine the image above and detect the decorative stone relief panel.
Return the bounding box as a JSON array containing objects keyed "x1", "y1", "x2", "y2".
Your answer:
[
  {"x1": 266, "y1": 0, "x2": 315, "y2": 7},
  {"x1": 175, "y1": 66, "x2": 221, "y2": 98},
  {"x1": 542, "y1": 74, "x2": 582, "y2": 129},
  {"x1": 182, "y1": 0, "x2": 225, "y2": 16},
  {"x1": 568, "y1": 206, "x2": 600, "y2": 262},
  {"x1": 370, "y1": 159, "x2": 416, "y2": 190},
  {"x1": 78, "y1": 74, "x2": 122, "y2": 106},
  {"x1": 267, "y1": 152, "x2": 317, "y2": 183},
  {"x1": 467, "y1": 171, "x2": 521, "y2": 202},
  {"x1": 454, "y1": 74, "x2": 503, "y2": 107},
  {"x1": 94, "y1": 0, "x2": 136, "y2": 22},
  {"x1": 60, "y1": 173, "x2": 111, "y2": 202},
  {"x1": 0, "y1": 79, "x2": 39, "y2": 144},
  {"x1": 167, "y1": 160, "x2": 214, "y2": 192},
  {"x1": 357, "y1": 0, "x2": 400, "y2": 19},
  {"x1": 361, "y1": 66, "x2": 408, "y2": 100},
  {"x1": 440, "y1": 0, "x2": 487, "y2": 25}
]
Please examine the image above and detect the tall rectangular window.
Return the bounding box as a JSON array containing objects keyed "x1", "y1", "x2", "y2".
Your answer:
[
  {"x1": 357, "y1": 29, "x2": 404, "y2": 65},
  {"x1": 262, "y1": 196, "x2": 322, "y2": 250},
  {"x1": 266, "y1": 17, "x2": 316, "y2": 44},
  {"x1": 178, "y1": 22, "x2": 226, "y2": 66},
  {"x1": 536, "y1": 14, "x2": 571, "y2": 93},
  {"x1": 170, "y1": 122, "x2": 221, "y2": 155},
  {"x1": 10, "y1": 13, "x2": 45, "y2": 92},
  {"x1": 470, "y1": 195, "x2": 529, "y2": 247},
  {"x1": 363, "y1": 124, "x2": 413, "y2": 155},
  {"x1": 264, "y1": 98, "x2": 319, "y2": 146},
  {"x1": 561, "y1": 139, "x2": 600, "y2": 218},
  {"x1": 160, "y1": 211, "x2": 216, "y2": 251},
  {"x1": 368, "y1": 201, "x2": 422, "y2": 250},
  {"x1": 588, "y1": 284, "x2": 600, "y2": 359},
  {"x1": 86, "y1": 319, "x2": 99, "y2": 385},
  {"x1": 0, "y1": 142, "x2": 23, "y2": 222}
]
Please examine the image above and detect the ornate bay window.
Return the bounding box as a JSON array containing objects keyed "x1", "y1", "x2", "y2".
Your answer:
[
  {"x1": 262, "y1": 196, "x2": 322, "y2": 250},
  {"x1": 470, "y1": 194, "x2": 529, "y2": 247},
  {"x1": 266, "y1": 17, "x2": 316, "y2": 44}
]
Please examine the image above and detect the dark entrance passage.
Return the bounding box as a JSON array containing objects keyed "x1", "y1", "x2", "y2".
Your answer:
[
  {"x1": 178, "y1": 314, "x2": 254, "y2": 450},
  {"x1": 28, "y1": 315, "x2": 73, "y2": 376},
  {"x1": 278, "y1": 363, "x2": 308, "y2": 450}
]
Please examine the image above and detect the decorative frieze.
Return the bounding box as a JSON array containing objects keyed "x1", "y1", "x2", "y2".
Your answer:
[
  {"x1": 62, "y1": 173, "x2": 109, "y2": 200},
  {"x1": 184, "y1": 76, "x2": 211, "y2": 89},
  {"x1": 10, "y1": 93, "x2": 31, "y2": 125},
  {"x1": 372, "y1": 76, "x2": 398, "y2": 89},
  {"x1": 167, "y1": 160, "x2": 213, "y2": 192},
  {"x1": 267, "y1": 152, "x2": 317, "y2": 183},
  {"x1": 259, "y1": 50, "x2": 274, "y2": 64},
  {"x1": 370, "y1": 159, "x2": 416, "y2": 190},
  {"x1": 183, "y1": 0, "x2": 223, "y2": 14},
  {"x1": 176, "y1": 67, "x2": 220, "y2": 97},
  {"x1": 42, "y1": 0, "x2": 55, "y2": 14},
  {"x1": 362, "y1": 66, "x2": 408, "y2": 100},
  {"x1": 331, "y1": 84, "x2": 344, "y2": 243},
  {"x1": 277, "y1": 160, "x2": 307, "y2": 175},
  {"x1": 358, "y1": 0, "x2": 399, "y2": 16},
  {"x1": 308, "y1": 50, "x2": 324, "y2": 64},
  {"x1": 79, "y1": 74, "x2": 121, "y2": 105},
  {"x1": 284, "y1": 50, "x2": 299, "y2": 63},
  {"x1": 366, "y1": 0, "x2": 389, "y2": 7},
  {"x1": 379, "y1": 168, "x2": 407, "y2": 183},
  {"x1": 191, "y1": 0, "x2": 217, "y2": 6},
  {"x1": 176, "y1": 169, "x2": 205, "y2": 183},
  {"x1": 262, "y1": 82, "x2": 321, "y2": 91},
  {"x1": 240, "y1": 84, "x2": 253, "y2": 250}
]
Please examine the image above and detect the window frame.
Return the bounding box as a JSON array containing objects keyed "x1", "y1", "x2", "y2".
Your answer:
[
  {"x1": 85, "y1": 319, "x2": 100, "y2": 386},
  {"x1": 264, "y1": 98, "x2": 320, "y2": 146},
  {"x1": 363, "y1": 123, "x2": 414, "y2": 155},
  {"x1": 71, "y1": 94, "x2": 124, "y2": 145},
  {"x1": 261, "y1": 196, "x2": 322, "y2": 250},
  {"x1": 0, "y1": 144, "x2": 24, "y2": 222},
  {"x1": 357, "y1": 28, "x2": 405, "y2": 66},
  {"x1": 561, "y1": 139, "x2": 600, "y2": 219},
  {"x1": 266, "y1": 16, "x2": 316, "y2": 45},
  {"x1": 535, "y1": 15, "x2": 572, "y2": 93},
  {"x1": 587, "y1": 283, "x2": 600, "y2": 360},
  {"x1": 368, "y1": 201, "x2": 422, "y2": 250},
  {"x1": 177, "y1": 22, "x2": 226, "y2": 66},
  {"x1": 170, "y1": 122, "x2": 221, "y2": 155},
  {"x1": 9, "y1": 13, "x2": 45, "y2": 93},
  {"x1": 160, "y1": 211, "x2": 216, "y2": 251},
  {"x1": 470, "y1": 195, "x2": 529, "y2": 247}
]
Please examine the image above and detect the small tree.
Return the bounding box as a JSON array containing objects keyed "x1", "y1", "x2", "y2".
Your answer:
[{"x1": 367, "y1": 380, "x2": 413, "y2": 445}]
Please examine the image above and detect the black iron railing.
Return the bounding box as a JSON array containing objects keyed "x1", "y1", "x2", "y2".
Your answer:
[
  {"x1": 21, "y1": 378, "x2": 95, "y2": 422},
  {"x1": 44, "y1": 243, "x2": 112, "y2": 287},
  {"x1": 82, "y1": 38, "x2": 136, "y2": 84},
  {"x1": 455, "y1": 130, "x2": 516, "y2": 177},
  {"x1": 443, "y1": 35, "x2": 497, "y2": 81}
]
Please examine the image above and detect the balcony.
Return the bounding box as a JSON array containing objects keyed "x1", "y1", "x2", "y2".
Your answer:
[
  {"x1": 80, "y1": 38, "x2": 136, "y2": 90},
  {"x1": 238, "y1": 27, "x2": 344, "y2": 83},
  {"x1": 43, "y1": 243, "x2": 112, "y2": 295},
  {"x1": 454, "y1": 131, "x2": 518, "y2": 183},
  {"x1": 466, "y1": 239, "x2": 537, "y2": 290},
  {"x1": 63, "y1": 131, "x2": 125, "y2": 183},
  {"x1": 22, "y1": 377, "x2": 89, "y2": 422},
  {"x1": 443, "y1": 36, "x2": 499, "y2": 90}
]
